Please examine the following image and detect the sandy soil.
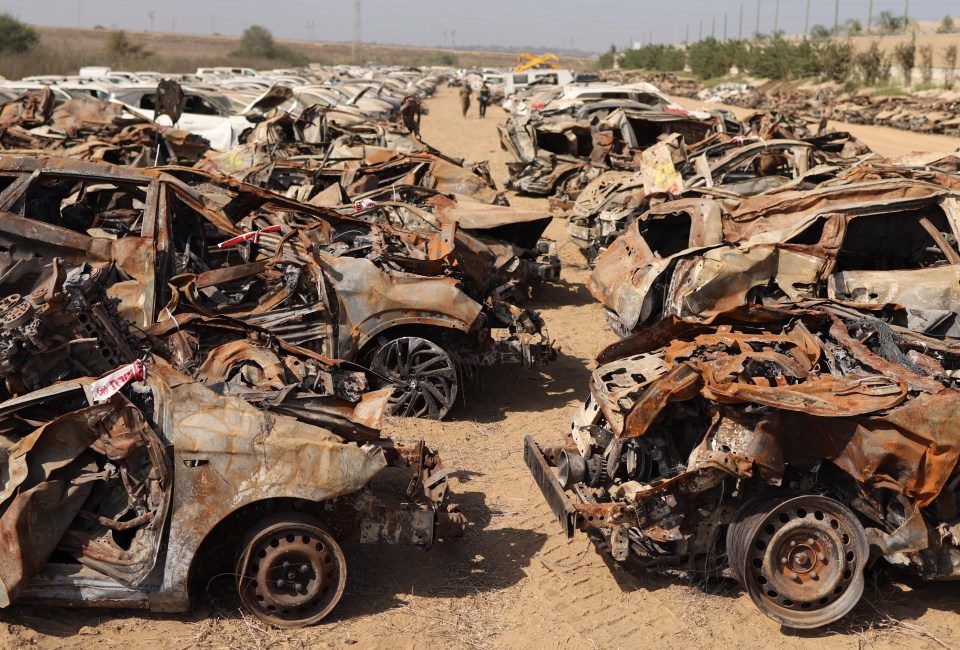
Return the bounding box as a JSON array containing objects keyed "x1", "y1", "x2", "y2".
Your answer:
[{"x1": 2, "y1": 88, "x2": 960, "y2": 650}]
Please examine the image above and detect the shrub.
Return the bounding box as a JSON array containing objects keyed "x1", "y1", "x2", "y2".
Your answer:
[
  {"x1": 104, "y1": 30, "x2": 150, "y2": 62},
  {"x1": 918, "y1": 43, "x2": 933, "y2": 85},
  {"x1": 877, "y1": 10, "x2": 905, "y2": 34},
  {"x1": 0, "y1": 13, "x2": 38, "y2": 55},
  {"x1": 620, "y1": 44, "x2": 686, "y2": 72},
  {"x1": 818, "y1": 40, "x2": 855, "y2": 84},
  {"x1": 856, "y1": 41, "x2": 891, "y2": 86},
  {"x1": 233, "y1": 25, "x2": 309, "y2": 66},
  {"x1": 688, "y1": 38, "x2": 746, "y2": 79},
  {"x1": 945, "y1": 45, "x2": 958, "y2": 88},
  {"x1": 810, "y1": 24, "x2": 831, "y2": 40},
  {"x1": 938, "y1": 15, "x2": 955, "y2": 34},
  {"x1": 594, "y1": 44, "x2": 616, "y2": 70},
  {"x1": 892, "y1": 34, "x2": 916, "y2": 86}
]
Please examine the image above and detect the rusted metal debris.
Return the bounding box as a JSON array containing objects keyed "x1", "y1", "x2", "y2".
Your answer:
[
  {"x1": 567, "y1": 122, "x2": 872, "y2": 263},
  {"x1": 589, "y1": 165, "x2": 960, "y2": 337},
  {"x1": 695, "y1": 84, "x2": 960, "y2": 137},
  {"x1": 498, "y1": 101, "x2": 742, "y2": 202},
  {"x1": 196, "y1": 107, "x2": 561, "y2": 283},
  {"x1": 526, "y1": 301, "x2": 960, "y2": 628},
  {"x1": 0, "y1": 153, "x2": 481, "y2": 626},
  {"x1": 0, "y1": 154, "x2": 555, "y2": 419},
  {"x1": 0, "y1": 88, "x2": 209, "y2": 166},
  {"x1": 0, "y1": 355, "x2": 465, "y2": 627}
]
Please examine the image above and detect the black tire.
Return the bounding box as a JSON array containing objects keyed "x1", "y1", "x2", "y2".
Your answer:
[
  {"x1": 368, "y1": 335, "x2": 458, "y2": 419},
  {"x1": 235, "y1": 513, "x2": 347, "y2": 628}
]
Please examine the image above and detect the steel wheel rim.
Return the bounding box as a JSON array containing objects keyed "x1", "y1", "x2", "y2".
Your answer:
[
  {"x1": 370, "y1": 337, "x2": 457, "y2": 419},
  {"x1": 236, "y1": 519, "x2": 346, "y2": 627},
  {"x1": 727, "y1": 495, "x2": 868, "y2": 628}
]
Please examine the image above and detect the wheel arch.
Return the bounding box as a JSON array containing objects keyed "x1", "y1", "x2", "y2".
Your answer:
[{"x1": 186, "y1": 497, "x2": 329, "y2": 603}]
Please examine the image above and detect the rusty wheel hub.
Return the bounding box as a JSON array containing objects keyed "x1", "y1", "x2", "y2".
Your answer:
[
  {"x1": 236, "y1": 514, "x2": 346, "y2": 628},
  {"x1": 727, "y1": 495, "x2": 868, "y2": 628}
]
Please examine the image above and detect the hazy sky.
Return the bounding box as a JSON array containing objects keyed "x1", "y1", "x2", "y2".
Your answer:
[{"x1": 2, "y1": 0, "x2": 958, "y2": 52}]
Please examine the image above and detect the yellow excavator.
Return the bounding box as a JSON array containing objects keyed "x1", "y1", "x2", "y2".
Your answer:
[{"x1": 515, "y1": 53, "x2": 561, "y2": 72}]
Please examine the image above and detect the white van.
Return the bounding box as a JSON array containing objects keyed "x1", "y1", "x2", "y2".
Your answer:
[{"x1": 503, "y1": 69, "x2": 573, "y2": 96}]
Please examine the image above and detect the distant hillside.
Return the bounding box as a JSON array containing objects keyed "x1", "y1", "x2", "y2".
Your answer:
[{"x1": 0, "y1": 26, "x2": 591, "y2": 79}]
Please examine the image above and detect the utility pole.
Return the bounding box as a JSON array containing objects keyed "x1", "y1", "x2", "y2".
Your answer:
[
  {"x1": 698, "y1": 18, "x2": 702, "y2": 41},
  {"x1": 148, "y1": 10, "x2": 154, "y2": 32},
  {"x1": 804, "y1": 0, "x2": 810, "y2": 36},
  {"x1": 649, "y1": 28, "x2": 653, "y2": 45},
  {"x1": 755, "y1": 0, "x2": 760, "y2": 38},
  {"x1": 685, "y1": 23, "x2": 689, "y2": 45},
  {"x1": 711, "y1": 16, "x2": 715, "y2": 39},
  {"x1": 903, "y1": 0, "x2": 909, "y2": 32},
  {"x1": 353, "y1": 0, "x2": 361, "y2": 63},
  {"x1": 739, "y1": 2, "x2": 743, "y2": 40},
  {"x1": 834, "y1": 0, "x2": 839, "y2": 34},
  {"x1": 867, "y1": 0, "x2": 873, "y2": 32},
  {"x1": 724, "y1": 13, "x2": 728, "y2": 41},
  {"x1": 774, "y1": 0, "x2": 780, "y2": 35}
]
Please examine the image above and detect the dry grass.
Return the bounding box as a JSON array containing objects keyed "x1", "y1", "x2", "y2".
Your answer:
[{"x1": 0, "y1": 26, "x2": 591, "y2": 79}]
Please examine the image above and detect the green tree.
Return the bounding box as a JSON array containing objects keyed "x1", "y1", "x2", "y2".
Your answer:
[
  {"x1": 594, "y1": 44, "x2": 617, "y2": 70},
  {"x1": 818, "y1": 40, "x2": 855, "y2": 84},
  {"x1": 621, "y1": 44, "x2": 686, "y2": 72},
  {"x1": 893, "y1": 34, "x2": 916, "y2": 86},
  {"x1": 0, "y1": 13, "x2": 38, "y2": 54},
  {"x1": 687, "y1": 38, "x2": 734, "y2": 79},
  {"x1": 877, "y1": 11, "x2": 905, "y2": 34},
  {"x1": 238, "y1": 25, "x2": 278, "y2": 58},
  {"x1": 945, "y1": 45, "x2": 958, "y2": 87},
  {"x1": 918, "y1": 43, "x2": 934, "y2": 84},
  {"x1": 843, "y1": 19, "x2": 862, "y2": 36},
  {"x1": 938, "y1": 15, "x2": 955, "y2": 34},
  {"x1": 856, "y1": 41, "x2": 890, "y2": 85},
  {"x1": 810, "y1": 24, "x2": 831, "y2": 40},
  {"x1": 234, "y1": 25, "x2": 308, "y2": 65}
]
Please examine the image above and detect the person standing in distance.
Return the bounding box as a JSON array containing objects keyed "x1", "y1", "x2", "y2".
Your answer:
[
  {"x1": 478, "y1": 81, "x2": 491, "y2": 118},
  {"x1": 459, "y1": 81, "x2": 472, "y2": 117}
]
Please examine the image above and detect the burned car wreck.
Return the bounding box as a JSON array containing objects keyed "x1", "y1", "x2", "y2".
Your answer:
[
  {"x1": 0, "y1": 162, "x2": 469, "y2": 626},
  {"x1": 0, "y1": 88, "x2": 209, "y2": 166},
  {"x1": 498, "y1": 102, "x2": 739, "y2": 201},
  {"x1": 590, "y1": 169, "x2": 960, "y2": 337},
  {"x1": 0, "y1": 357, "x2": 465, "y2": 628},
  {"x1": 0, "y1": 154, "x2": 555, "y2": 419},
  {"x1": 567, "y1": 129, "x2": 871, "y2": 264},
  {"x1": 526, "y1": 302, "x2": 960, "y2": 628}
]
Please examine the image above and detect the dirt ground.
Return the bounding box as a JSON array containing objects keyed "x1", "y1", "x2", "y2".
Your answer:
[{"x1": 3, "y1": 88, "x2": 960, "y2": 650}]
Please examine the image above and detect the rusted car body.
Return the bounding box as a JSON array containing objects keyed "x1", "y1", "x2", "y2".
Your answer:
[
  {"x1": 0, "y1": 358, "x2": 465, "y2": 627},
  {"x1": 0, "y1": 155, "x2": 554, "y2": 419},
  {"x1": 497, "y1": 104, "x2": 737, "y2": 200},
  {"x1": 590, "y1": 170, "x2": 960, "y2": 337},
  {"x1": 0, "y1": 88, "x2": 209, "y2": 166},
  {"x1": 566, "y1": 128, "x2": 872, "y2": 263},
  {"x1": 525, "y1": 301, "x2": 960, "y2": 628}
]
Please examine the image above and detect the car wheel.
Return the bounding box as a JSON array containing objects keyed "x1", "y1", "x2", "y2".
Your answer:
[
  {"x1": 368, "y1": 336, "x2": 458, "y2": 419},
  {"x1": 726, "y1": 494, "x2": 868, "y2": 629},
  {"x1": 235, "y1": 513, "x2": 347, "y2": 628}
]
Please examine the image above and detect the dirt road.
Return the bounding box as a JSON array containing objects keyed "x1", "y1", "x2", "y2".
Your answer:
[{"x1": 2, "y1": 88, "x2": 959, "y2": 650}]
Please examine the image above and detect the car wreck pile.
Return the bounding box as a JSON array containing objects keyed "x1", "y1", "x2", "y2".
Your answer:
[
  {"x1": 520, "y1": 77, "x2": 960, "y2": 628},
  {"x1": 0, "y1": 64, "x2": 565, "y2": 629}
]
